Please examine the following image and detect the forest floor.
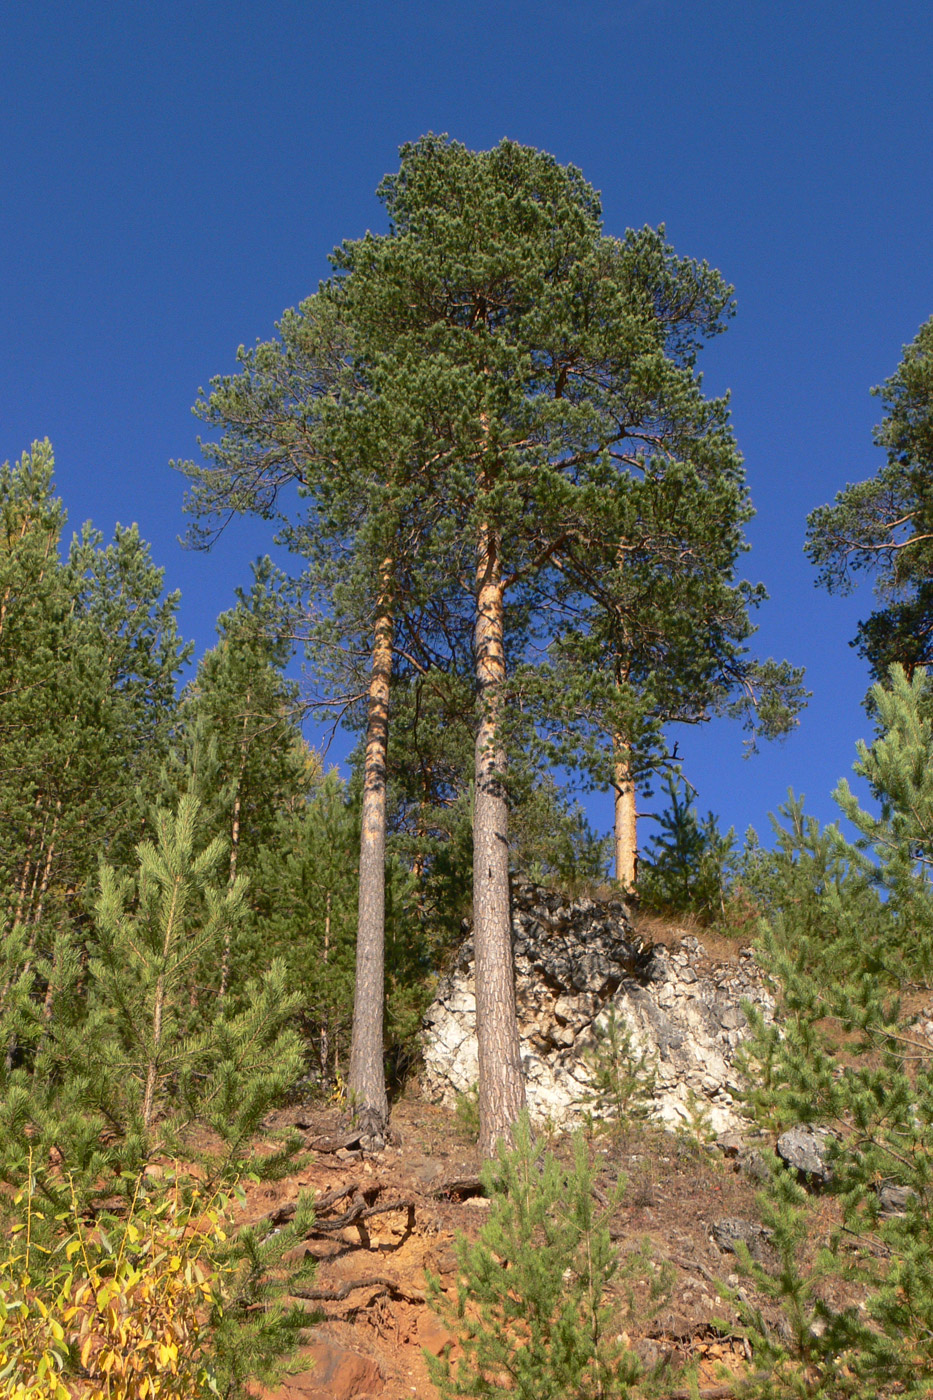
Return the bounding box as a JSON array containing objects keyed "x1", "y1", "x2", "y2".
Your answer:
[{"x1": 239, "y1": 935, "x2": 812, "y2": 1400}]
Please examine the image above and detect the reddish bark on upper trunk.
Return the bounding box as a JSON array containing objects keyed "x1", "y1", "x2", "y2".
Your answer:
[{"x1": 613, "y1": 736, "x2": 638, "y2": 891}]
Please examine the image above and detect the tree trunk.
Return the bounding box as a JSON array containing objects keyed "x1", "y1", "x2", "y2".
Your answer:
[
  {"x1": 320, "y1": 889, "x2": 331, "y2": 1082},
  {"x1": 613, "y1": 737, "x2": 638, "y2": 891},
  {"x1": 217, "y1": 785, "x2": 241, "y2": 1001},
  {"x1": 348, "y1": 577, "x2": 393, "y2": 1140},
  {"x1": 220, "y1": 694, "x2": 251, "y2": 1000},
  {"x1": 473, "y1": 516, "x2": 526, "y2": 1158}
]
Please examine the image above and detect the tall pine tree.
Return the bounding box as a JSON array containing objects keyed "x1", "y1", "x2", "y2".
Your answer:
[{"x1": 333, "y1": 135, "x2": 769, "y2": 1150}]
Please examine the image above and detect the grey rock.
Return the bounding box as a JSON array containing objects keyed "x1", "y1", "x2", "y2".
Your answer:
[
  {"x1": 739, "y1": 1149, "x2": 772, "y2": 1185},
  {"x1": 711, "y1": 1217, "x2": 772, "y2": 1259},
  {"x1": 776, "y1": 1126, "x2": 834, "y2": 1184},
  {"x1": 716, "y1": 1004, "x2": 747, "y2": 1031},
  {"x1": 876, "y1": 1180, "x2": 916, "y2": 1215}
]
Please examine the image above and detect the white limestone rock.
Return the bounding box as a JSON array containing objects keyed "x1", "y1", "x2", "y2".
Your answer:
[{"x1": 421, "y1": 879, "x2": 774, "y2": 1135}]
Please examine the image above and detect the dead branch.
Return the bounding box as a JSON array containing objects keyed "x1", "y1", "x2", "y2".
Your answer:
[
  {"x1": 255, "y1": 1182, "x2": 358, "y2": 1231},
  {"x1": 292, "y1": 1274, "x2": 425, "y2": 1305},
  {"x1": 429, "y1": 1175, "x2": 485, "y2": 1200},
  {"x1": 306, "y1": 1132, "x2": 365, "y2": 1153},
  {"x1": 670, "y1": 1253, "x2": 722, "y2": 1287}
]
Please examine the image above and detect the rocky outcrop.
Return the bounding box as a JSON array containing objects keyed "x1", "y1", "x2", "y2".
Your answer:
[{"x1": 421, "y1": 880, "x2": 773, "y2": 1136}]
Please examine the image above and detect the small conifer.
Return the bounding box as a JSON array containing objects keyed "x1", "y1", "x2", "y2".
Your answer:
[
  {"x1": 738, "y1": 666, "x2": 933, "y2": 1396},
  {"x1": 428, "y1": 1115, "x2": 674, "y2": 1400}
]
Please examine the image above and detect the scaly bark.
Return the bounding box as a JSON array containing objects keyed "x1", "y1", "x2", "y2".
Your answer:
[
  {"x1": 348, "y1": 569, "x2": 394, "y2": 1139},
  {"x1": 613, "y1": 736, "x2": 638, "y2": 891},
  {"x1": 473, "y1": 514, "x2": 526, "y2": 1158}
]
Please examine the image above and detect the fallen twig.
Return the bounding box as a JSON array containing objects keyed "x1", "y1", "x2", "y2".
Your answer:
[{"x1": 670, "y1": 1253, "x2": 722, "y2": 1287}]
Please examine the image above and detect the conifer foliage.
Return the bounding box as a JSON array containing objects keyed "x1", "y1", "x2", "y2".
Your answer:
[
  {"x1": 807, "y1": 314, "x2": 933, "y2": 682},
  {"x1": 428, "y1": 1117, "x2": 673, "y2": 1400},
  {"x1": 0, "y1": 442, "x2": 190, "y2": 1010},
  {"x1": 181, "y1": 133, "x2": 797, "y2": 1154},
  {"x1": 740, "y1": 665, "x2": 933, "y2": 1396},
  {"x1": 0, "y1": 793, "x2": 305, "y2": 1201}
]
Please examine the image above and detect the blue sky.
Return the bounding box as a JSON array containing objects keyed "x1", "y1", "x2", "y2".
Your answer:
[{"x1": 3, "y1": 1, "x2": 932, "y2": 849}]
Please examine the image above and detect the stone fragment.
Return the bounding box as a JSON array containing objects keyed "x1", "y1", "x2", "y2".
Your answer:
[
  {"x1": 776, "y1": 1126, "x2": 834, "y2": 1185},
  {"x1": 711, "y1": 1217, "x2": 772, "y2": 1259},
  {"x1": 876, "y1": 1180, "x2": 916, "y2": 1215},
  {"x1": 278, "y1": 1341, "x2": 383, "y2": 1399},
  {"x1": 418, "y1": 1314, "x2": 457, "y2": 1357},
  {"x1": 738, "y1": 1149, "x2": 771, "y2": 1185}
]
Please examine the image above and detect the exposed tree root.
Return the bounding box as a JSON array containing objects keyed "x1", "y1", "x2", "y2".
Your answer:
[{"x1": 292, "y1": 1274, "x2": 425, "y2": 1305}]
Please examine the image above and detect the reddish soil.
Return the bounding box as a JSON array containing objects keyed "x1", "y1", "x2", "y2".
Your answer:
[{"x1": 244, "y1": 1094, "x2": 782, "y2": 1400}]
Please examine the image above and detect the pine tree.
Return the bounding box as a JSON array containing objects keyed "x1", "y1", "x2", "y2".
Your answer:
[
  {"x1": 181, "y1": 134, "x2": 791, "y2": 1155},
  {"x1": 0, "y1": 443, "x2": 189, "y2": 1051},
  {"x1": 740, "y1": 665, "x2": 933, "y2": 1396},
  {"x1": 177, "y1": 291, "x2": 460, "y2": 1140},
  {"x1": 638, "y1": 771, "x2": 737, "y2": 921},
  {"x1": 542, "y1": 473, "x2": 807, "y2": 888},
  {"x1": 333, "y1": 134, "x2": 771, "y2": 1150},
  {"x1": 171, "y1": 561, "x2": 319, "y2": 1002},
  {"x1": 807, "y1": 314, "x2": 933, "y2": 682},
  {"x1": 0, "y1": 794, "x2": 305, "y2": 1203},
  {"x1": 428, "y1": 1117, "x2": 671, "y2": 1400}
]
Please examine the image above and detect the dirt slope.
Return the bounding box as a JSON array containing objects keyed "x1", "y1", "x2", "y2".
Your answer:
[{"x1": 246, "y1": 1093, "x2": 774, "y2": 1400}]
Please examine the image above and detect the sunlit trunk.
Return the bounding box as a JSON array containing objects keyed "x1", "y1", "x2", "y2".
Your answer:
[
  {"x1": 348, "y1": 567, "x2": 393, "y2": 1139},
  {"x1": 473, "y1": 510, "x2": 525, "y2": 1158},
  {"x1": 613, "y1": 736, "x2": 638, "y2": 891}
]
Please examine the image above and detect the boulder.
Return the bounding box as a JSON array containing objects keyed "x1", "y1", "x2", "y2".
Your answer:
[
  {"x1": 776, "y1": 1125, "x2": 834, "y2": 1185},
  {"x1": 276, "y1": 1340, "x2": 383, "y2": 1399}
]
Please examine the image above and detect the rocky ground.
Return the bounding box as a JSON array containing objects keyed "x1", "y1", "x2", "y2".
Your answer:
[
  {"x1": 245, "y1": 924, "x2": 819, "y2": 1400},
  {"x1": 249, "y1": 1096, "x2": 779, "y2": 1400}
]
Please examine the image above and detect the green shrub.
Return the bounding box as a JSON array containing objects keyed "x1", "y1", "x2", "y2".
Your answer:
[
  {"x1": 454, "y1": 1084, "x2": 480, "y2": 1144},
  {"x1": 0, "y1": 795, "x2": 307, "y2": 1211},
  {"x1": 581, "y1": 1007, "x2": 657, "y2": 1145},
  {"x1": 427, "y1": 1115, "x2": 675, "y2": 1400},
  {"x1": 736, "y1": 667, "x2": 933, "y2": 1397},
  {"x1": 639, "y1": 771, "x2": 736, "y2": 922}
]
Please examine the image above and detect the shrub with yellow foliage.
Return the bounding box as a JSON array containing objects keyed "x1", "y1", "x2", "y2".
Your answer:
[{"x1": 0, "y1": 1169, "x2": 231, "y2": 1399}]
